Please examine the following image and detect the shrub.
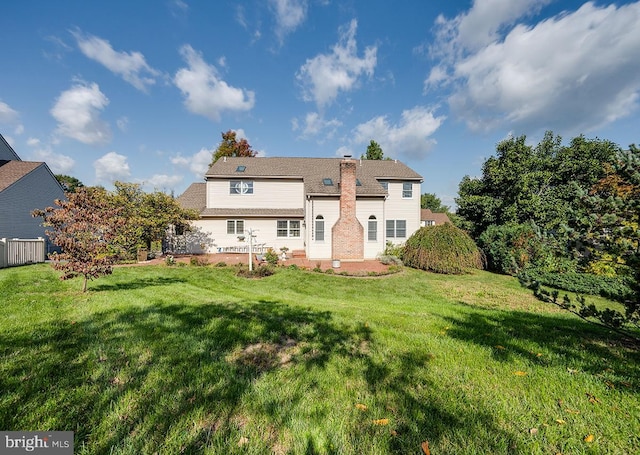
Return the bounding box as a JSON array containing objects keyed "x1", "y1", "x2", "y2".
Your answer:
[
  {"x1": 402, "y1": 224, "x2": 484, "y2": 274},
  {"x1": 518, "y1": 267, "x2": 634, "y2": 303},
  {"x1": 264, "y1": 248, "x2": 279, "y2": 266},
  {"x1": 477, "y1": 223, "x2": 571, "y2": 275},
  {"x1": 214, "y1": 261, "x2": 227, "y2": 267},
  {"x1": 165, "y1": 255, "x2": 176, "y2": 266},
  {"x1": 236, "y1": 264, "x2": 275, "y2": 278},
  {"x1": 189, "y1": 256, "x2": 209, "y2": 266},
  {"x1": 383, "y1": 241, "x2": 403, "y2": 258},
  {"x1": 377, "y1": 254, "x2": 403, "y2": 266}
]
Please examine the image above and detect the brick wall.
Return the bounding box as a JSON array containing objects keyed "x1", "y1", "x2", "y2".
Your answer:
[{"x1": 331, "y1": 158, "x2": 364, "y2": 260}]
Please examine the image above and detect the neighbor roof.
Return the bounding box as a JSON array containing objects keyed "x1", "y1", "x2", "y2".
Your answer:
[
  {"x1": 0, "y1": 161, "x2": 42, "y2": 193},
  {"x1": 205, "y1": 157, "x2": 422, "y2": 196},
  {"x1": 421, "y1": 209, "x2": 451, "y2": 225},
  {"x1": 0, "y1": 134, "x2": 21, "y2": 161}
]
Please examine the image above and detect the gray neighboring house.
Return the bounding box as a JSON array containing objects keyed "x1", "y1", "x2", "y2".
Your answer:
[{"x1": 0, "y1": 134, "x2": 66, "y2": 253}]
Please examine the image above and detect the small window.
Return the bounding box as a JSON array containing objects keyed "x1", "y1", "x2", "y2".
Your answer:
[
  {"x1": 277, "y1": 220, "x2": 301, "y2": 238},
  {"x1": 323, "y1": 178, "x2": 333, "y2": 186},
  {"x1": 368, "y1": 215, "x2": 377, "y2": 241},
  {"x1": 236, "y1": 165, "x2": 246, "y2": 172},
  {"x1": 379, "y1": 181, "x2": 388, "y2": 190},
  {"x1": 402, "y1": 182, "x2": 412, "y2": 198},
  {"x1": 356, "y1": 179, "x2": 362, "y2": 186},
  {"x1": 227, "y1": 219, "x2": 244, "y2": 234},
  {"x1": 315, "y1": 215, "x2": 325, "y2": 241},
  {"x1": 386, "y1": 219, "x2": 406, "y2": 238},
  {"x1": 230, "y1": 180, "x2": 253, "y2": 194}
]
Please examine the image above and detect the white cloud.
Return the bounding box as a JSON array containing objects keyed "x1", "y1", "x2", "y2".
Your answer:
[
  {"x1": 335, "y1": 145, "x2": 355, "y2": 158},
  {"x1": 72, "y1": 30, "x2": 160, "y2": 92},
  {"x1": 142, "y1": 174, "x2": 184, "y2": 192},
  {"x1": 352, "y1": 106, "x2": 445, "y2": 160},
  {"x1": 27, "y1": 137, "x2": 40, "y2": 147},
  {"x1": 94, "y1": 151, "x2": 131, "y2": 183},
  {"x1": 270, "y1": 0, "x2": 308, "y2": 43},
  {"x1": 428, "y1": 0, "x2": 640, "y2": 134},
  {"x1": 30, "y1": 148, "x2": 75, "y2": 174},
  {"x1": 51, "y1": 81, "x2": 111, "y2": 145},
  {"x1": 116, "y1": 117, "x2": 129, "y2": 132},
  {"x1": 297, "y1": 19, "x2": 377, "y2": 108},
  {"x1": 174, "y1": 45, "x2": 255, "y2": 121},
  {"x1": 292, "y1": 111, "x2": 342, "y2": 138},
  {"x1": 171, "y1": 147, "x2": 213, "y2": 177},
  {"x1": 0, "y1": 101, "x2": 18, "y2": 123}
]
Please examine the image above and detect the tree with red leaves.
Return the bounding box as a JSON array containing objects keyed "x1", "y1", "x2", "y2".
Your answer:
[
  {"x1": 32, "y1": 187, "x2": 125, "y2": 292},
  {"x1": 210, "y1": 130, "x2": 257, "y2": 166}
]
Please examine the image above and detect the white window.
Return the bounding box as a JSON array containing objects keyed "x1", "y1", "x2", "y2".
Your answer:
[
  {"x1": 277, "y1": 220, "x2": 301, "y2": 238},
  {"x1": 402, "y1": 182, "x2": 413, "y2": 198},
  {"x1": 368, "y1": 216, "x2": 377, "y2": 241},
  {"x1": 315, "y1": 215, "x2": 324, "y2": 241},
  {"x1": 230, "y1": 180, "x2": 253, "y2": 194},
  {"x1": 386, "y1": 220, "x2": 406, "y2": 238},
  {"x1": 227, "y1": 219, "x2": 244, "y2": 234}
]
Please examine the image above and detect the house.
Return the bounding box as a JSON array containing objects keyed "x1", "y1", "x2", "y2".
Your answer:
[
  {"x1": 420, "y1": 209, "x2": 451, "y2": 227},
  {"x1": 0, "y1": 134, "x2": 66, "y2": 253},
  {"x1": 177, "y1": 155, "x2": 423, "y2": 261}
]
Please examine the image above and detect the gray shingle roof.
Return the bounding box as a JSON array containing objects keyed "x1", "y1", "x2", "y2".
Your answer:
[
  {"x1": 201, "y1": 208, "x2": 304, "y2": 218},
  {"x1": 176, "y1": 182, "x2": 206, "y2": 211},
  {"x1": 0, "y1": 161, "x2": 42, "y2": 193},
  {"x1": 205, "y1": 157, "x2": 422, "y2": 196}
]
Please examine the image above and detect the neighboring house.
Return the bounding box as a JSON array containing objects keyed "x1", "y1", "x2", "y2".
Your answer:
[
  {"x1": 420, "y1": 209, "x2": 451, "y2": 227},
  {"x1": 0, "y1": 134, "x2": 66, "y2": 253},
  {"x1": 177, "y1": 156, "x2": 423, "y2": 261}
]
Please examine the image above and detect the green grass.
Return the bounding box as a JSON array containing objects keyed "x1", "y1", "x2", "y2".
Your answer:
[{"x1": 1, "y1": 264, "x2": 639, "y2": 454}]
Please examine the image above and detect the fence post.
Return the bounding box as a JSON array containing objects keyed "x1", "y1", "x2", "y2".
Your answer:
[{"x1": 0, "y1": 238, "x2": 6, "y2": 269}]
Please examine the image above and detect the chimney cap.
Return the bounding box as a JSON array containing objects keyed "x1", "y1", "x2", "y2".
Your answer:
[{"x1": 343, "y1": 154, "x2": 352, "y2": 158}]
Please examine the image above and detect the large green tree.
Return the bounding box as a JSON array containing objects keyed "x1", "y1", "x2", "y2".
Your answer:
[
  {"x1": 55, "y1": 174, "x2": 84, "y2": 193},
  {"x1": 210, "y1": 130, "x2": 257, "y2": 165},
  {"x1": 420, "y1": 192, "x2": 450, "y2": 212},
  {"x1": 110, "y1": 182, "x2": 198, "y2": 257},
  {"x1": 361, "y1": 140, "x2": 385, "y2": 160},
  {"x1": 456, "y1": 132, "x2": 619, "y2": 239}
]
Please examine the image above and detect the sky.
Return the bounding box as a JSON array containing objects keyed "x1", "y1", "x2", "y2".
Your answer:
[{"x1": 1, "y1": 0, "x2": 639, "y2": 209}]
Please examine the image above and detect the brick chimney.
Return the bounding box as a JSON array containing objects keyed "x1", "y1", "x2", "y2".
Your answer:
[{"x1": 331, "y1": 157, "x2": 364, "y2": 260}]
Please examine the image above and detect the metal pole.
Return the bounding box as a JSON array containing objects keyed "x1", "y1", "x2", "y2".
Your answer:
[{"x1": 248, "y1": 228, "x2": 253, "y2": 272}]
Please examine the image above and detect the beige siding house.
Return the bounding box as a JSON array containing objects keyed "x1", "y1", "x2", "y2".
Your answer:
[{"x1": 177, "y1": 156, "x2": 422, "y2": 261}]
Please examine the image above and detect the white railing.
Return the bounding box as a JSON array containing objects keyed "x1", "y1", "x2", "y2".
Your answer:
[{"x1": 0, "y1": 238, "x2": 46, "y2": 268}]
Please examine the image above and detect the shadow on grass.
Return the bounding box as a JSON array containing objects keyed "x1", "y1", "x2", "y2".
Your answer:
[
  {"x1": 90, "y1": 276, "x2": 185, "y2": 291},
  {"x1": 443, "y1": 302, "x2": 640, "y2": 388},
  {"x1": 0, "y1": 298, "x2": 372, "y2": 453}
]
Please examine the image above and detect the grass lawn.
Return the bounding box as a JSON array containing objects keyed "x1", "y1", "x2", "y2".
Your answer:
[{"x1": 1, "y1": 263, "x2": 638, "y2": 454}]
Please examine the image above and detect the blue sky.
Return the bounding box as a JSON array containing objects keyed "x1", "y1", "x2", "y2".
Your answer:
[{"x1": 1, "y1": 0, "x2": 639, "y2": 208}]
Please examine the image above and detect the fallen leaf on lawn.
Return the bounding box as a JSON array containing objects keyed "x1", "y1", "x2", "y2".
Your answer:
[
  {"x1": 565, "y1": 408, "x2": 580, "y2": 415},
  {"x1": 513, "y1": 371, "x2": 527, "y2": 376},
  {"x1": 536, "y1": 353, "x2": 542, "y2": 357},
  {"x1": 495, "y1": 345, "x2": 506, "y2": 350},
  {"x1": 605, "y1": 380, "x2": 615, "y2": 389},
  {"x1": 421, "y1": 440, "x2": 431, "y2": 455},
  {"x1": 390, "y1": 429, "x2": 398, "y2": 437},
  {"x1": 584, "y1": 434, "x2": 594, "y2": 443},
  {"x1": 555, "y1": 419, "x2": 565, "y2": 425},
  {"x1": 238, "y1": 437, "x2": 249, "y2": 447},
  {"x1": 355, "y1": 403, "x2": 367, "y2": 411},
  {"x1": 557, "y1": 399, "x2": 564, "y2": 408},
  {"x1": 529, "y1": 428, "x2": 538, "y2": 435},
  {"x1": 372, "y1": 418, "x2": 389, "y2": 425},
  {"x1": 567, "y1": 368, "x2": 578, "y2": 374},
  {"x1": 586, "y1": 392, "x2": 601, "y2": 404}
]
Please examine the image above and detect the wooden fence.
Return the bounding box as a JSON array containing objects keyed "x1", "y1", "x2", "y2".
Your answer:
[{"x1": 0, "y1": 238, "x2": 46, "y2": 268}]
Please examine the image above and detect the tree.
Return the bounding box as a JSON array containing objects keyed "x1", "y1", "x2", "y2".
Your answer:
[
  {"x1": 32, "y1": 187, "x2": 124, "y2": 292},
  {"x1": 455, "y1": 132, "x2": 619, "y2": 239},
  {"x1": 55, "y1": 174, "x2": 84, "y2": 193},
  {"x1": 210, "y1": 130, "x2": 257, "y2": 165},
  {"x1": 110, "y1": 182, "x2": 199, "y2": 257},
  {"x1": 420, "y1": 192, "x2": 450, "y2": 212},
  {"x1": 361, "y1": 140, "x2": 385, "y2": 160}
]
